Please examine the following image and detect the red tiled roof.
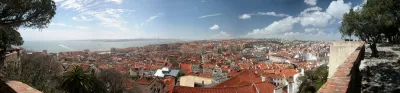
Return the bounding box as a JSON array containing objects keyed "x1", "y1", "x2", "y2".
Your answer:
[
  {"x1": 180, "y1": 64, "x2": 192, "y2": 70},
  {"x1": 255, "y1": 81, "x2": 277, "y2": 92},
  {"x1": 280, "y1": 69, "x2": 299, "y2": 78},
  {"x1": 172, "y1": 82, "x2": 275, "y2": 93},
  {"x1": 201, "y1": 64, "x2": 214, "y2": 69},
  {"x1": 98, "y1": 64, "x2": 107, "y2": 69},
  {"x1": 135, "y1": 77, "x2": 155, "y2": 85},
  {"x1": 173, "y1": 84, "x2": 256, "y2": 93},
  {"x1": 265, "y1": 73, "x2": 283, "y2": 78},
  {"x1": 227, "y1": 70, "x2": 239, "y2": 77},
  {"x1": 214, "y1": 70, "x2": 264, "y2": 88},
  {"x1": 221, "y1": 67, "x2": 230, "y2": 72},
  {"x1": 180, "y1": 64, "x2": 192, "y2": 74},
  {"x1": 163, "y1": 77, "x2": 175, "y2": 85}
]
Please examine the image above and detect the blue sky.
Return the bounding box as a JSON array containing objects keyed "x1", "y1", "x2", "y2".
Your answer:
[{"x1": 20, "y1": 0, "x2": 366, "y2": 41}]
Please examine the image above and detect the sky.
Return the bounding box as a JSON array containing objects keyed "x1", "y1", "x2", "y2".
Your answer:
[{"x1": 19, "y1": 0, "x2": 366, "y2": 41}]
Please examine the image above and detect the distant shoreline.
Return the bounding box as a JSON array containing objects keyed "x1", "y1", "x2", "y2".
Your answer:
[
  {"x1": 21, "y1": 39, "x2": 184, "y2": 53},
  {"x1": 73, "y1": 39, "x2": 181, "y2": 42}
]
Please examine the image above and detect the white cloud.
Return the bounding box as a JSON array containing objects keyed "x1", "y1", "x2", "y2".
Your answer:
[
  {"x1": 72, "y1": 16, "x2": 89, "y2": 21},
  {"x1": 299, "y1": 9, "x2": 332, "y2": 27},
  {"x1": 245, "y1": 16, "x2": 300, "y2": 38},
  {"x1": 284, "y1": 32, "x2": 301, "y2": 36},
  {"x1": 257, "y1": 12, "x2": 289, "y2": 17},
  {"x1": 76, "y1": 26, "x2": 89, "y2": 29},
  {"x1": 106, "y1": 0, "x2": 123, "y2": 4},
  {"x1": 304, "y1": 0, "x2": 317, "y2": 6},
  {"x1": 326, "y1": 0, "x2": 352, "y2": 19},
  {"x1": 241, "y1": 0, "x2": 352, "y2": 41},
  {"x1": 239, "y1": 14, "x2": 251, "y2": 19},
  {"x1": 54, "y1": 0, "x2": 64, "y2": 3},
  {"x1": 300, "y1": 6, "x2": 322, "y2": 15},
  {"x1": 20, "y1": 29, "x2": 144, "y2": 41},
  {"x1": 211, "y1": 31, "x2": 232, "y2": 39},
  {"x1": 316, "y1": 31, "x2": 326, "y2": 36},
  {"x1": 140, "y1": 13, "x2": 164, "y2": 26},
  {"x1": 57, "y1": 0, "x2": 134, "y2": 31},
  {"x1": 209, "y1": 24, "x2": 220, "y2": 30},
  {"x1": 240, "y1": 12, "x2": 289, "y2": 20},
  {"x1": 353, "y1": 0, "x2": 367, "y2": 11},
  {"x1": 49, "y1": 23, "x2": 90, "y2": 29},
  {"x1": 50, "y1": 23, "x2": 67, "y2": 26},
  {"x1": 198, "y1": 13, "x2": 222, "y2": 18},
  {"x1": 304, "y1": 28, "x2": 323, "y2": 33},
  {"x1": 59, "y1": 0, "x2": 87, "y2": 12}
]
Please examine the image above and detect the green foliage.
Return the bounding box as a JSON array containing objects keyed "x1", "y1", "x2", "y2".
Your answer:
[
  {"x1": 0, "y1": 27, "x2": 24, "y2": 67},
  {"x1": 0, "y1": 0, "x2": 56, "y2": 67},
  {"x1": 4, "y1": 52, "x2": 63, "y2": 93},
  {"x1": 0, "y1": 27, "x2": 23, "y2": 48},
  {"x1": 0, "y1": 0, "x2": 57, "y2": 29},
  {"x1": 177, "y1": 72, "x2": 185, "y2": 78},
  {"x1": 98, "y1": 69, "x2": 125, "y2": 93},
  {"x1": 340, "y1": 0, "x2": 400, "y2": 57},
  {"x1": 297, "y1": 65, "x2": 328, "y2": 93},
  {"x1": 168, "y1": 56, "x2": 175, "y2": 63},
  {"x1": 217, "y1": 47, "x2": 222, "y2": 54},
  {"x1": 60, "y1": 67, "x2": 105, "y2": 93}
]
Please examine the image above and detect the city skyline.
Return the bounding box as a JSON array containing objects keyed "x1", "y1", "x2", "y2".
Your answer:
[{"x1": 20, "y1": 0, "x2": 365, "y2": 41}]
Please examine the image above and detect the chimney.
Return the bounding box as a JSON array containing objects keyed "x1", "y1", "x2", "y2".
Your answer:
[{"x1": 261, "y1": 76, "x2": 266, "y2": 82}]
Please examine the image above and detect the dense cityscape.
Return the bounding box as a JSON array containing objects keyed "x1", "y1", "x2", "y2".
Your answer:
[
  {"x1": 12, "y1": 39, "x2": 328, "y2": 93},
  {"x1": 1, "y1": 0, "x2": 400, "y2": 93}
]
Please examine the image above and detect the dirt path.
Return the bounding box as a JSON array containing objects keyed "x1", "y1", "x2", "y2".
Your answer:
[{"x1": 360, "y1": 45, "x2": 400, "y2": 93}]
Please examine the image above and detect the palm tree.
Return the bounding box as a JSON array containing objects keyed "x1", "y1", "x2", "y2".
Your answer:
[{"x1": 60, "y1": 66, "x2": 105, "y2": 93}]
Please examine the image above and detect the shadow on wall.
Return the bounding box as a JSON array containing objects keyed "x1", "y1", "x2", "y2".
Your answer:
[{"x1": 361, "y1": 60, "x2": 400, "y2": 93}]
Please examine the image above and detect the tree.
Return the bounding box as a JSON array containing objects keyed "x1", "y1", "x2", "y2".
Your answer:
[
  {"x1": 0, "y1": 0, "x2": 56, "y2": 68},
  {"x1": 60, "y1": 67, "x2": 105, "y2": 93},
  {"x1": 98, "y1": 69, "x2": 125, "y2": 93},
  {"x1": 341, "y1": 9, "x2": 382, "y2": 57},
  {"x1": 0, "y1": 28, "x2": 23, "y2": 67},
  {"x1": 341, "y1": 0, "x2": 400, "y2": 57},
  {"x1": 297, "y1": 65, "x2": 328, "y2": 93},
  {"x1": 3, "y1": 52, "x2": 63, "y2": 93},
  {"x1": 217, "y1": 47, "x2": 222, "y2": 54},
  {"x1": 0, "y1": 0, "x2": 56, "y2": 28}
]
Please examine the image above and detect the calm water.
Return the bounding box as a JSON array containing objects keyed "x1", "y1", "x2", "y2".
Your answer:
[{"x1": 22, "y1": 40, "x2": 181, "y2": 53}]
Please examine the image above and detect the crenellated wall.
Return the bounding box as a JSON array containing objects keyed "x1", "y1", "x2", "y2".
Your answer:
[{"x1": 318, "y1": 41, "x2": 365, "y2": 93}]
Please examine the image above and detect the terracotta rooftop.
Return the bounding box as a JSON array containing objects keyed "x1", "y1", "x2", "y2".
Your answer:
[
  {"x1": 180, "y1": 63, "x2": 192, "y2": 74},
  {"x1": 213, "y1": 70, "x2": 269, "y2": 88},
  {"x1": 135, "y1": 77, "x2": 155, "y2": 85},
  {"x1": 172, "y1": 82, "x2": 275, "y2": 93}
]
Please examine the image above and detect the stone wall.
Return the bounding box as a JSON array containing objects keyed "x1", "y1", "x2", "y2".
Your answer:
[
  {"x1": 328, "y1": 41, "x2": 363, "y2": 78},
  {"x1": 0, "y1": 81, "x2": 42, "y2": 93},
  {"x1": 318, "y1": 41, "x2": 365, "y2": 93}
]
